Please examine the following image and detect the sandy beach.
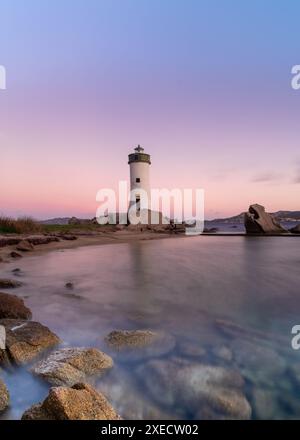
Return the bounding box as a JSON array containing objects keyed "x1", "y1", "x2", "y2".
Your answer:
[{"x1": 0, "y1": 229, "x2": 180, "y2": 263}]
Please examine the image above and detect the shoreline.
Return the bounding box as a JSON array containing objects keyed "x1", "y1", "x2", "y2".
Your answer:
[
  {"x1": 0, "y1": 230, "x2": 181, "y2": 263},
  {"x1": 1, "y1": 229, "x2": 299, "y2": 264}
]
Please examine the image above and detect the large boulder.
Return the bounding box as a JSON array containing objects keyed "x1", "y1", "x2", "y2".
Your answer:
[
  {"x1": 244, "y1": 204, "x2": 287, "y2": 234},
  {"x1": 22, "y1": 383, "x2": 120, "y2": 420},
  {"x1": 0, "y1": 279, "x2": 22, "y2": 288},
  {"x1": 31, "y1": 347, "x2": 113, "y2": 386},
  {"x1": 0, "y1": 292, "x2": 32, "y2": 320},
  {"x1": 0, "y1": 378, "x2": 9, "y2": 412},
  {"x1": 136, "y1": 358, "x2": 252, "y2": 419},
  {"x1": 0, "y1": 319, "x2": 60, "y2": 365},
  {"x1": 105, "y1": 330, "x2": 175, "y2": 361}
]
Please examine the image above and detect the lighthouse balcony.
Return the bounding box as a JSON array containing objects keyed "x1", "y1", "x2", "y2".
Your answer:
[{"x1": 128, "y1": 153, "x2": 151, "y2": 164}]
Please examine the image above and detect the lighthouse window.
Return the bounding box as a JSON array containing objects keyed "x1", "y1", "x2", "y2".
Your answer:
[
  {"x1": 134, "y1": 155, "x2": 138, "y2": 160},
  {"x1": 136, "y1": 178, "x2": 140, "y2": 183}
]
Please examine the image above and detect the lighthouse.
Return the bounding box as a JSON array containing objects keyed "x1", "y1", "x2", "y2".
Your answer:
[{"x1": 128, "y1": 145, "x2": 151, "y2": 211}]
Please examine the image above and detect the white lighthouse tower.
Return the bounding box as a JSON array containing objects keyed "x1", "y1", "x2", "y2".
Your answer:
[{"x1": 128, "y1": 145, "x2": 151, "y2": 211}]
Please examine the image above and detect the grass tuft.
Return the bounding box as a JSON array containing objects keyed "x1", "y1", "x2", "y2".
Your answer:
[{"x1": 0, "y1": 216, "x2": 42, "y2": 234}]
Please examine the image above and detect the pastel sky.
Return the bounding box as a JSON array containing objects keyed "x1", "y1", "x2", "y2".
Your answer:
[{"x1": 0, "y1": 0, "x2": 299, "y2": 220}]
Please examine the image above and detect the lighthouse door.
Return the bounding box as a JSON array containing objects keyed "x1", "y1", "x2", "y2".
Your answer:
[{"x1": 136, "y1": 195, "x2": 140, "y2": 212}]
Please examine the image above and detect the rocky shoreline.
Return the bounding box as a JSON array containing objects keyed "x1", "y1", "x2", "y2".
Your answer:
[
  {"x1": 0, "y1": 228, "x2": 185, "y2": 265},
  {"x1": 1, "y1": 275, "x2": 300, "y2": 419},
  {"x1": 0, "y1": 287, "x2": 254, "y2": 420}
]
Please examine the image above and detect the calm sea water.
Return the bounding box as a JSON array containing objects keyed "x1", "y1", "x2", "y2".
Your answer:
[{"x1": 0, "y1": 235, "x2": 300, "y2": 419}]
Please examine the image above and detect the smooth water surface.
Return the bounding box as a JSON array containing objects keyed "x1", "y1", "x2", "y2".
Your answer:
[{"x1": 0, "y1": 235, "x2": 299, "y2": 419}]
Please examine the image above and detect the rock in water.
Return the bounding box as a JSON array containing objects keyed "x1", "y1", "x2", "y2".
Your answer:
[
  {"x1": 22, "y1": 383, "x2": 120, "y2": 420},
  {"x1": 244, "y1": 204, "x2": 287, "y2": 234},
  {"x1": 252, "y1": 388, "x2": 282, "y2": 419},
  {"x1": 0, "y1": 319, "x2": 60, "y2": 365},
  {"x1": 0, "y1": 378, "x2": 9, "y2": 412},
  {"x1": 0, "y1": 279, "x2": 22, "y2": 288},
  {"x1": 136, "y1": 358, "x2": 252, "y2": 420},
  {"x1": 231, "y1": 339, "x2": 286, "y2": 387},
  {"x1": 0, "y1": 292, "x2": 32, "y2": 320},
  {"x1": 105, "y1": 329, "x2": 175, "y2": 361},
  {"x1": 31, "y1": 347, "x2": 113, "y2": 386},
  {"x1": 98, "y1": 367, "x2": 182, "y2": 420}
]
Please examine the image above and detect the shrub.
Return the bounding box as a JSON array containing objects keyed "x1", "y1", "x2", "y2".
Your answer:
[{"x1": 0, "y1": 216, "x2": 42, "y2": 234}]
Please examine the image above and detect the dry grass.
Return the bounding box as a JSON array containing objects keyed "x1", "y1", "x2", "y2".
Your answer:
[{"x1": 0, "y1": 216, "x2": 42, "y2": 234}]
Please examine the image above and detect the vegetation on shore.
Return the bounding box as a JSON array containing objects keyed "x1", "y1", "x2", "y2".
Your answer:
[
  {"x1": 0, "y1": 216, "x2": 106, "y2": 235},
  {"x1": 0, "y1": 216, "x2": 42, "y2": 234}
]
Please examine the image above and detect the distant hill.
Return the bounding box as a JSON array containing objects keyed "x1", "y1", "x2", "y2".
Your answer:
[
  {"x1": 272, "y1": 211, "x2": 300, "y2": 221},
  {"x1": 40, "y1": 211, "x2": 300, "y2": 225},
  {"x1": 39, "y1": 218, "x2": 70, "y2": 225},
  {"x1": 211, "y1": 211, "x2": 300, "y2": 223}
]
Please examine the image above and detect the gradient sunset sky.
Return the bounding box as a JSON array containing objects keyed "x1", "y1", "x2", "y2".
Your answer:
[{"x1": 1, "y1": 0, "x2": 299, "y2": 220}]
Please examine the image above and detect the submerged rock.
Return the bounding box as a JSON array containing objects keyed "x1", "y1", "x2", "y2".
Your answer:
[
  {"x1": 244, "y1": 204, "x2": 287, "y2": 234},
  {"x1": 177, "y1": 339, "x2": 207, "y2": 359},
  {"x1": 0, "y1": 319, "x2": 60, "y2": 365},
  {"x1": 211, "y1": 345, "x2": 233, "y2": 362},
  {"x1": 252, "y1": 388, "x2": 282, "y2": 420},
  {"x1": 98, "y1": 367, "x2": 181, "y2": 420},
  {"x1": 215, "y1": 318, "x2": 289, "y2": 349},
  {"x1": 137, "y1": 358, "x2": 251, "y2": 419},
  {"x1": 16, "y1": 240, "x2": 34, "y2": 252},
  {"x1": 231, "y1": 339, "x2": 286, "y2": 386},
  {"x1": 105, "y1": 330, "x2": 175, "y2": 361},
  {"x1": 31, "y1": 347, "x2": 113, "y2": 386},
  {"x1": 0, "y1": 292, "x2": 32, "y2": 320},
  {"x1": 0, "y1": 378, "x2": 9, "y2": 412},
  {"x1": 22, "y1": 383, "x2": 120, "y2": 420},
  {"x1": 288, "y1": 364, "x2": 300, "y2": 388},
  {"x1": 0, "y1": 279, "x2": 22, "y2": 288}
]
